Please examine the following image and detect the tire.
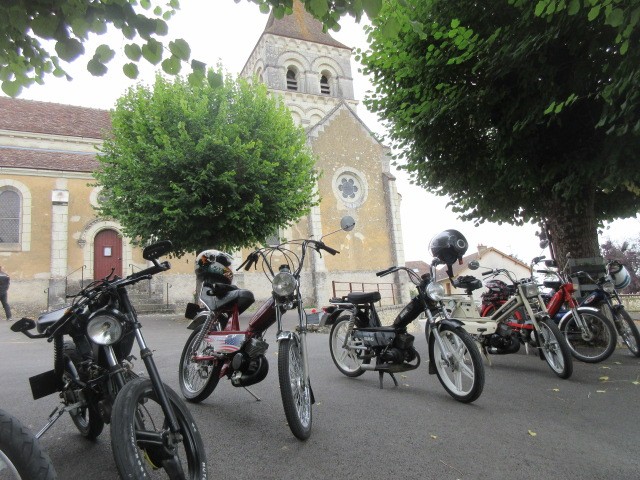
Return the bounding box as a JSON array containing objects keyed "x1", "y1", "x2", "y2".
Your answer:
[
  {"x1": 110, "y1": 377, "x2": 208, "y2": 480},
  {"x1": 63, "y1": 342, "x2": 105, "y2": 440},
  {"x1": 329, "y1": 316, "x2": 365, "y2": 377},
  {"x1": 278, "y1": 336, "x2": 312, "y2": 440},
  {"x1": 537, "y1": 318, "x2": 573, "y2": 379},
  {"x1": 560, "y1": 309, "x2": 616, "y2": 363},
  {"x1": 429, "y1": 324, "x2": 485, "y2": 403},
  {"x1": 613, "y1": 308, "x2": 640, "y2": 357},
  {"x1": 0, "y1": 409, "x2": 57, "y2": 480},
  {"x1": 179, "y1": 326, "x2": 222, "y2": 403}
]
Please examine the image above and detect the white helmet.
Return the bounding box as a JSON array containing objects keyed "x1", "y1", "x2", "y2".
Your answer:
[{"x1": 608, "y1": 261, "x2": 631, "y2": 290}]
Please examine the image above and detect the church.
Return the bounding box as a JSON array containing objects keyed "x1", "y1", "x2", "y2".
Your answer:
[{"x1": 0, "y1": 3, "x2": 406, "y2": 315}]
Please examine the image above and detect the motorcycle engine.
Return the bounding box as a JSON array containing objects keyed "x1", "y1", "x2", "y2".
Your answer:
[
  {"x1": 381, "y1": 333, "x2": 417, "y2": 364},
  {"x1": 487, "y1": 323, "x2": 520, "y2": 354}
]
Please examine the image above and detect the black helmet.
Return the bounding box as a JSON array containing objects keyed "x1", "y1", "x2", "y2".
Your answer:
[
  {"x1": 429, "y1": 229, "x2": 468, "y2": 265},
  {"x1": 195, "y1": 249, "x2": 234, "y2": 284}
]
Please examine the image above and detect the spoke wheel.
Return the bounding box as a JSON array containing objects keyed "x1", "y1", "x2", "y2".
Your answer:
[
  {"x1": 614, "y1": 308, "x2": 640, "y2": 357},
  {"x1": 537, "y1": 318, "x2": 573, "y2": 378},
  {"x1": 278, "y1": 337, "x2": 312, "y2": 440},
  {"x1": 111, "y1": 378, "x2": 208, "y2": 480},
  {"x1": 560, "y1": 310, "x2": 616, "y2": 363},
  {"x1": 179, "y1": 325, "x2": 222, "y2": 403},
  {"x1": 429, "y1": 325, "x2": 484, "y2": 403},
  {"x1": 329, "y1": 317, "x2": 365, "y2": 377}
]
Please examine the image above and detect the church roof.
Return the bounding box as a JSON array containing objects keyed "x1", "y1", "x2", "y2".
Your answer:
[
  {"x1": 262, "y1": 1, "x2": 350, "y2": 50},
  {"x1": 0, "y1": 146, "x2": 98, "y2": 173},
  {"x1": 0, "y1": 97, "x2": 110, "y2": 139}
]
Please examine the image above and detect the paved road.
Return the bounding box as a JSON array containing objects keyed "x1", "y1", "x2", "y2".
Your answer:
[{"x1": 1, "y1": 314, "x2": 639, "y2": 479}]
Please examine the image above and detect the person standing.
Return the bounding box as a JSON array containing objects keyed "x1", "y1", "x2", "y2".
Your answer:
[{"x1": 0, "y1": 266, "x2": 12, "y2": 321}]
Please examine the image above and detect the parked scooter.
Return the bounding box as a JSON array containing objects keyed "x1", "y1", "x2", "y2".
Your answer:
[{"x1": 324, "y1": 229, "x2": 487, "y2": 403}]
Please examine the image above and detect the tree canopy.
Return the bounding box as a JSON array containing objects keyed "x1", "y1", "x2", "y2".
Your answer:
[
  {"x1": 360, "y1": 0, "x2": 640, "y2": 262},
  {"x1": 94, "y1": 71, "x2": 319, "y2": 256},
  {"x1": 0, "y1": 0, "x2": 381, "y2": 97}
]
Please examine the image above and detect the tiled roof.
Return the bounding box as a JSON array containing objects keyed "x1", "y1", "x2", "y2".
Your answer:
[
  {"x1": 0, "y1": 147, "x2": 99, "y2": 172},
  {"x1": 0, "y1": 97, "x2": 110, "y2": 139},
  {"x1": 263, "y1": 1, "x2": 350, "y2": 50}
]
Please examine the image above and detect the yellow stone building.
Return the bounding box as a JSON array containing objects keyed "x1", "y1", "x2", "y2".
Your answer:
[{"x1": 0, "y1": 4, "x2": 406, "y2": 315}]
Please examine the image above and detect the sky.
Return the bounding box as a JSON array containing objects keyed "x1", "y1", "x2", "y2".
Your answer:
[{"x1": 11, "y1": 0, "x2": 639, "y2": 263}]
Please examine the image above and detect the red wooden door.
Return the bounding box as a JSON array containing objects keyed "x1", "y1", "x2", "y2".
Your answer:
[{"x1": 94, "y1": 229, "x2": 122, "y2": 279}]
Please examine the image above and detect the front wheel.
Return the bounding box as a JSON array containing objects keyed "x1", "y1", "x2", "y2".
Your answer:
[
  {"x1": 429, "y1": 324, "x2": 485, "y2": 403},
  {"x1": 110, "y1": 378, "x2": 208, "y2": 480},
  {"x1": 278, "y1": 336, "x2": 312, "y2": 440},
  {"x1": 0, "y1": 409, "x2": 57, "y2": 480},
  {"x1": 560, "y1": 309, "x2": 616, "y2": 363},
  {"x1": 179, "y1": 325, "x2": 222, "y2": 403},
  {"x1": 329, "y1": 316, "x2": 365, "y2": 377},
  {"x1": 537, "y1": 318, "x2": 573, "y2": 379},
  {"x1": 613, "y1": 308, "x2": 640, "y2": 357}
]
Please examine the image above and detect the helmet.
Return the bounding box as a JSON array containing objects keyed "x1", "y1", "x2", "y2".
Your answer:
[
  {"x1": 429, "y1": 229, "x2": 468, "y2": 265},
  {"x1": 608, "y1": 261, "x2": 631, "y2": 290},
  {"x1": 195, "y1": 249, "x2": 234, "y2": 284}
]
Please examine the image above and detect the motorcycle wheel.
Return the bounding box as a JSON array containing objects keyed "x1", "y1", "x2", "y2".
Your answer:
[
  {"x1": 329, "y1": 316, "x2": 365, "y2": 377},
  {"x1": 536, "y1": 318, "x2": 573, "y2": 379},
  {"x1": 613, "y1": 308, "x2": 640, "y2": 357},
  {"x1": 278, "y1": 336, "x2": 312, "y2": 440},
  {"x1": 429, "y1": 324, "x2": 485, "y2": 403},
  {"x1": 0, "y1": 409, "x2": 57, "y2": 480},
  {"x1": 179, "y1": 325, "x2": 222, "y2": 403},
  {"x1": 63, "y1": 342, "x2": 105, "y2": 440},
  {"x1": 110, "y1": 377, "x2": 208, "y2": 480},
  {"x1": 560, "y1": 310, "x2": 616, "y2": 363}
]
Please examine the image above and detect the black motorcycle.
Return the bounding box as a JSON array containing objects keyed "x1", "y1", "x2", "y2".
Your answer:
[{"x1": 11, "y1": 240, "x2": 207, "y2": 479}]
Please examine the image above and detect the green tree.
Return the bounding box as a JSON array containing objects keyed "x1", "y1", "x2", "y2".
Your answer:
[
  {"x1": 95, "y1": 71, "x2": 319, "y2": 256},
  {"x1": 0, "y1": 0, "x2": 379, "y2": 97},
  {"x1": 360, "y1": 0, "x2": 640, "y2": 263}
]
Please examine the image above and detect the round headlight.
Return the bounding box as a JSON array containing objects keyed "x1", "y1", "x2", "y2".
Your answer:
[
  {"x1": 273, "y1": 271, "x2": 297, "y2": 297},
  {"x1": 427, "y1": 282, "x2": 445, "y2": 301},
  {"x1": 87, "y1": 313, "x2": 123, "y2": 345},
  {"x1": 602, "y1": 281, "x2": 615, "y2": 294}
]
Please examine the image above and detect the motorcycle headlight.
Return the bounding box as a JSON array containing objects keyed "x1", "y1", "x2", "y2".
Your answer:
[
  {"x1": 273, "y1": 271, "x2": 296, "y2": 298},
  {"x1": 602, "y1": 281, "x2": 615, "y2": 294},
  {"x1": 87, "y1": 313, "x2": 124, "y2": 345},
  {"x1": 427, "y1": 282, "x2": 445, "y2": 301},
  {"x1": 521, "y1": 283, "x2": 540, "y2": 299}
]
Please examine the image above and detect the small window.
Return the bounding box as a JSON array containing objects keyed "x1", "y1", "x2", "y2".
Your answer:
[
  {"x1": 0, "y1": 189, "x2": 20, "y2": 244},
  {"x1": 264, "y1": 229, "x2": 281, "y2": 247},
  {"x1": 320, "y1": 74, "x2": 330, "y2": 95},
  {"x1": 286, "y1": 68, "x2": 298, "y2": 91}
]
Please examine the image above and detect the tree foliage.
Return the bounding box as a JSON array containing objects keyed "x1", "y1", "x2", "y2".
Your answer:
[
  {"x1": 0, "y1": 0, "x2": 376, "y2": 97},
  {"x1": 360, "y1": 0, "x2": 640, "y2": 262},
  {"x1": 601, "y1": 237, "x2": 640, "y2": 293},
  {"x1": 95, "y1": 71, "x2": 319, "y2": 256}
]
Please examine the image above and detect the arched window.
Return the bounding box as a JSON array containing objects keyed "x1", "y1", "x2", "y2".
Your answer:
[
  {"x1": 286, "y1": 68, "x2": 298, "y2": 91},
  {"x1": 0, "y1": 189, "x2": 20, "y2": 244},
  {"x1": 320, "y1": 74, "x2": 330, "y2": 95}
]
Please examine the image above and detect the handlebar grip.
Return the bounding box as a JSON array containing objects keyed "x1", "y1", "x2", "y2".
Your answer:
[
  {"x1": 536, "y1": 269, "x2": 551, "y2": 274},
  {"x1": 320, "y1": 243, "x2": 339, "y2": 255},
  {"x1": 481, "y1": 270, "x2": 494, "y2": 276},
  {"x1": 376, "y1": 267, "x2": 396, "y2": 277},
  {"x1": 130, "y1": 261, "x2": 169, "y2": 279}
]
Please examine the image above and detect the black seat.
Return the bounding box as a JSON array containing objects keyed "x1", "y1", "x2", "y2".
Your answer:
[
  {"x1": 347, "y1": 291, "x2": 381, "y2": 305},
  {"x1": 453, "y1": 275, "x2": 483, "y2": 292},
  {"x1": 201, "y1": 288, "x2": 255, "y2": 315}
]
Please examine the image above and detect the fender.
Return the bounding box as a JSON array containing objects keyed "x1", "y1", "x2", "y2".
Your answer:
[
  {"x1": 277, "y1": 330, "x2": 300, "y2": 342},
  {"x1": 558, "y1": 306, "x2": 600, "y2": 330},
  {"x1": 318, "y1": 307, "x2": 348, "y2": 327},
  {"x1": 427, "y1": 317, "x2": 465, "y2": 374},
  {"x1": 186, "y1": 311, "x2": 208, "y2": 330}
]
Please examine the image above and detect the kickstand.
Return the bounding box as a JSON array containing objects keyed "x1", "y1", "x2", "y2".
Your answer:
[
  {"x1": 481, "y1": 346, "x2": 493, "y2": 367},
  {"x1": 378, "y1": 371, "x2": 399, "y2": 389},
  {"x1": 243, "y1": 386, "x2": 261, "y2": 401}
]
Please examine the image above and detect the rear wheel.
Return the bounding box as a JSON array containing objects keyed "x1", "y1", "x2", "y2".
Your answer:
[
  {"x1": 179, "y1": 325, "x2": 222, "y2": 403},
  {"x1": 429, "y1": 325, "x2": 484, "y2": 403},
  {"x1": 329, "y1": 316, "x2": 365, "y2": 377},
  {"x1": 560, "y1": 310, "x2": 616, "y2": 363},
  {"x1": 278, "y1": 336, "x2": 312, "y2": 440},
  {"x1": 613, "y1": 308, "x2": 640, "y2": 357},
  {"x1": 537, "y1": 318, "x2": 573, "y2": 379}
]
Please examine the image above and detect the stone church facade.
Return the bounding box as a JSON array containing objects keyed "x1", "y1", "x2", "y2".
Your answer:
[{"x1": 0, "y1": 3, "x2": 406, "y2": 316}]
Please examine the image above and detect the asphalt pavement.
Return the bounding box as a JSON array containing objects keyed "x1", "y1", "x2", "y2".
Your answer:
[{"x1": 1, "y1": 313, "x2": 639, "y2": 480}]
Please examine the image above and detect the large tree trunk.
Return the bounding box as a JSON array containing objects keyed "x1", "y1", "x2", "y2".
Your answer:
[{"x1": 543, "y1": 189, "x2": 601, "y2": 267}]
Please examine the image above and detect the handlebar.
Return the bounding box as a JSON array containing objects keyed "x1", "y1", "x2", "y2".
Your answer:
[
  {"x1": 481, "y1": 269, "x2": 494, "y2": 276},
  {"x1": 376, "y1": 267, "x2": 397, "y2": 277},
  {"x1": 317, "y1": 241, "x2": 339, "y2": 256}
]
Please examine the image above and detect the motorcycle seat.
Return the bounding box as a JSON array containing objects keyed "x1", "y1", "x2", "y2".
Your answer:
[
  {"x1": 347, "y1": 291, "x2": 381, "y2": 305},
  {"x1": 201, "y1": 288, "x2": 255, "y2": 315},
  {"x1": 453, "y1": 275, "x2": 483, "y2": 292}
]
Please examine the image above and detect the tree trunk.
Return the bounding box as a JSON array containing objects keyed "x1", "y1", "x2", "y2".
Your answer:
[{"x1": 543, "y1": 188, "x2": 601, "y2": 267}]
